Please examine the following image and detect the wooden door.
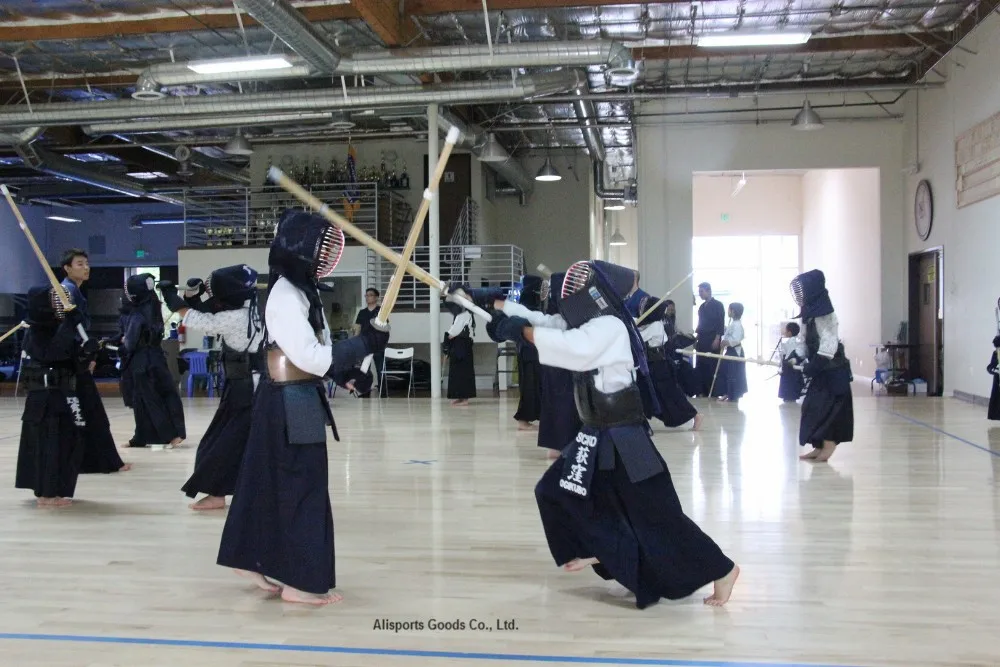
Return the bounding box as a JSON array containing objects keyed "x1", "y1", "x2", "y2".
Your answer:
[
  {"x1": 910, "y1": 250, "x2": 942, "y2": 395},
  {"x1": 422, "y1": 153, "x2": 472, "y2": 246}
]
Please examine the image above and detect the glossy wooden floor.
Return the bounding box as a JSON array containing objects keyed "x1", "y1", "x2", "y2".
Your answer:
[{"x1": 1, "y1": 374, "x2": 998, "y2": 667}]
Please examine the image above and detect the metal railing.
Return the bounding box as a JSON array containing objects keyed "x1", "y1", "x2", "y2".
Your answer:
[
  {"x1": 366, "y1": 244, "x2": 523, "y2": 309},
  {"x1": 180, "y1": 182, "x2": 413, "y2": 248},
  {"x1": 450, "y1": 197, "x2": 479, "y2": 246}
]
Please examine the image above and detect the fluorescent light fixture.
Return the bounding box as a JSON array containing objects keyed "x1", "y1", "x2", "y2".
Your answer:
[
  {"x1": 47, "y1": 215, "x2": 80, "y2": 222},
  {"x1": 187, "y1": 55, "x2": 293, "y2": 75},
  {"x1": 697, "y1": 32, "x2": 811, "y2": 47},
  {"x1": 138, "y1": 218, "x2": 186, "y2": 226},
  {"x1": 127, "y1": 171, "x2": 169, "y2": 180}
]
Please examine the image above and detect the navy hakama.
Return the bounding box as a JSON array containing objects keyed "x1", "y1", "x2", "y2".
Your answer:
[
  {"x1": 76, "y1": 371, "x2": 127, "y2": 473},
  {"x1": 535, "y1": 424, "x2": 735, "y2": 608},
  {"x1": 778, "y1": 361, "x2": 805, "y2": 402},
  {"x1": 987, "y1": 351, "x2": 999, "y2": 421},
  {"x1": 644, "y1": 352, "x2": 698, "y2": 427},
  {"x1": 720, "y1": 347, "x2": 748, "y2": 401},
  {"x1": 537, "y1": 365, "x2": 581, "y2": 451},
  {"x1": 16, "y1": 380, "x2": 86, "y2": 500},
  {"x1": 799, "y1": 368, "x2": 854, "y2": 447},
  {"x1": 217, "y1": 378, "x2": 336, "y2": 594},
  {"x1": 514, "y1": 344, "x2": 542, "y2": 423},
  {"x1": 182, "y1": 375, "x2": 255, "y2": 499},
  {"x1": 445, "y1": 335, "x2": 477, "y2": 400},
  {"x1": 122, "y1": 345, "x2": 186, "y2": 446}
]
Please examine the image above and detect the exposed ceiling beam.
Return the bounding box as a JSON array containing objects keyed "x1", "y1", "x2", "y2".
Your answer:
[
  {"x1": 911, "y1": 0, "x2": 999, "y2": 81},
  {"x1": 0, "y1": 4, "x2": 358, "y2": 42},
  {"x1": 631, "y1": 32, "x2": 952, "y2": 60},
  {"x1": 405, "y1": 0, "x2": 664, "y2": 13},
  {"x1": 350, "y1": 0, "x2": 416, "y2": 47}
]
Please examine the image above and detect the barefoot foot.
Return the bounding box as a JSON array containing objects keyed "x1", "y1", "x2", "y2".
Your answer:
[
  {"x1": 814, "y1": 442, "x2": 838, "y2": 462},
  {"x1": 280, "y1": 586, "x2": 342, "y2": 605},
  {"x1": 190, "y1": 495, "x2": 226, "y2": 511},
  {"x1": 704, "y1": 565, "x2": 739, "y2": 606},
  {"x1": 691, "y1": 414, "x2": 704, "y2": 431},
  {"x1": 547, "y1": 449, "x2": 561, "y2": 460},
  {"x1": 37, "y1": 497, "x2": 72, "y2": 507},
  {"x1": 118, "y1": 462, "x2": 132, "y2": 472},
  {"x1": 517, "y1": 421, "x2": 535, "y2": 431},
  {"x1": 168, "y1": 437, "x2": 185, "y2": 449},
  {"x1": 232, "y1": 568, "x2": 280, "y2": 593},
  {"x1": 563, "y1": 557, "x2": 599, "y2": 572},
  {"x1": 799, "y1": 448, "x2": 821, "y2": 460}
]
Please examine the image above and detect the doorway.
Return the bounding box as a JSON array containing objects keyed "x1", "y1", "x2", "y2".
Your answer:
[
  {"x1": 422, "y1": 152, "x2": 472, "y2": 245},
  {"x1": 908, "y1": 248, "x2": 943, "y2": 395}
]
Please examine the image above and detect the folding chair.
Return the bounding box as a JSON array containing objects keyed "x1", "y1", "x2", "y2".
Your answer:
[{"x1": 379, "y1": 347, "x2": 414, "y2": 398}]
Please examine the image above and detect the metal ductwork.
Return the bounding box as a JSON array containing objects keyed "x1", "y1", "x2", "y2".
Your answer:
[
  {"x1": 573, "y1": 84, "x2": 637, "y2": 205},
  {"x1": 83, "y1": 112, "x2": 334, "y2": 135},
  {"x1": 0, "y1": 127, "x2": 44, "y2": 146},
  {"x1": 437, "y1": 108, "x2": 533, "y2": 204},
  {"x1": 13, "y1": 141, "x2": 184, "y2": 206},
  {"x1": 234, "y1": 0, "x2": 341, "y2": 72},
  {"x1": 133, "y1": 41, "x2": 635, "y2": 92},
  {"x1": 107, "y1": 134, "x2": 251, "y2": 185},
  {"x1": 0, "y1": 70, "x2": 586, "y2": 129}
]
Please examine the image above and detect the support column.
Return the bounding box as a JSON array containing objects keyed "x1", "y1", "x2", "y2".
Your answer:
[{"x1": 428, "y1": 104, "x2": 442, "y2": 398}]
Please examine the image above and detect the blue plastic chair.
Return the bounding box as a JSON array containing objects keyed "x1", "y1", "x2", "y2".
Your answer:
[{"x1": 183, "y1": 351, "x2": 213, "y2": 397}]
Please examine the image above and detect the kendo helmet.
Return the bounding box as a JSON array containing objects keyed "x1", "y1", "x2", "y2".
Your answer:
[
  {"x1": 185, "y1": 264, "x2": 259, "y2": 312},
  {"x1": 790, "y1": 269, "x2": 833, "y2": 319},
  {"x1": 269, "y1": 208, "x2": 345, "y2": 282},
  {"x1": 559, "y1": 259, "x2": 635, "y2": 329},
  {"x1": 125, "y1": 273, "x2": 157, "y2": 304},
  {"x1": 25, "y1": 285, "x2": 65, "y2": 326}
]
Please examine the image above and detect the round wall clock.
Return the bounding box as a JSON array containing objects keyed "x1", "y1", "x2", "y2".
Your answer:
[{"x1": 914, "y1": 179, "x2": 933, "y2": 241}]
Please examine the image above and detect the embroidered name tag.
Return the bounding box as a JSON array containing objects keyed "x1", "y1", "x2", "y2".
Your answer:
[
  {"x1": 559, "y1": 430, "x2": 598, "y2": 497},
  {"x1": 66, "y1": 396, "x2": 86, "y2": 427}
]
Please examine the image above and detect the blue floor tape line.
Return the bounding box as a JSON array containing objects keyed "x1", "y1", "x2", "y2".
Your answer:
[
  {"x1": 0, "y1": 633, "x2": 864, "y2": 667},
  {"x1": 887, "y1": 410, "x2": 1000, "y2": 457}
]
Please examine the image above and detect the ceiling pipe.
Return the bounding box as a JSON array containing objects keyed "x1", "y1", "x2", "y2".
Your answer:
[
  {"x1": 83, "y1": 112, "x2": 334, "y2": 135},
  {"x1": 133, "y1": 41, "x2": 635, "y2": 90},
  {"x1": 0, "y1": 126, "x2": 44, "y2": 145},
  {"x1": 13, "y1": 140, "x2": 184, "y2": 206},
  {"x1": 233, "y1": 0, "x2": 342, "y2": 72},
  {"x1": 572, "y1": 83, "x2": 637, "y2": 204},
  {"x1": 0, "y1": 70, "x2": 586, "y2": 128},
  {"x1": 437, "y1": 107, "x2": 533, "y2": 204},
  {"x1": 107, "y1": 134, "x2": 251, "y2": 185}
]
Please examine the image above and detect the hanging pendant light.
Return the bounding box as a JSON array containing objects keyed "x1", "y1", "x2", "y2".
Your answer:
[
  {"x1": 609, "y1": 227, "x2": 627, "y2": 246},
  {"x1": 791, "y1": 100, "x2": 824, "y2": 130},
  {"x1": 535, "y1": 157, "x2": 561, "y2": 182},
  {"x1": 224, "y1": 131, "x2": 254, "y2": 155},
  {"x1": 604, "y1": 199, "x2": 626, "y2": 211}
]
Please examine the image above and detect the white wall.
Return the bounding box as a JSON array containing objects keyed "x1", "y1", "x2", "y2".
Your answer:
[
  {"x1": 636, "y1": 112, "x2": 905, "y2": 338},
  {"x1": 694, "y1": 173, "x2": 803, "y2": 236},
  {"x1": 802, "y1": 169, "x2": 882, "y2": 376},
  {"x1": 481, "y1": 155, "x2": 592, "y2": 275},
  {"x1": 902, "y1": 13, "x2": 1000, "y2": 399}
]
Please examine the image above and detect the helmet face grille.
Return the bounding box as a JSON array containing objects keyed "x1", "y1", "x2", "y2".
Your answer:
[
  {"x1": 51, "y1": 288, "x2": 65, "y2": 320},
  {"x1": 562, "y1": 261, "x2": 592, "y2": 300},
  {"x1": 790, "y1": 278, "x2": 804, "y2": 307},
  {"x1": 316, "y1": 225, "x2": 345, "y2": 279}
]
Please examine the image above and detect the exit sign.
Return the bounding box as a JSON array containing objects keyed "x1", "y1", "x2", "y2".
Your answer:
[{"x1": 135, "y1": 249, "x2": 146, "y2": 258}]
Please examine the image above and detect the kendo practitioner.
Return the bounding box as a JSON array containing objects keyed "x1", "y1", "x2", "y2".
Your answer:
[
  {"x1": 15, "y1": 286, "x2": 91, "y2": 507},
  {"x1": 158, "y1": 265, "x2": 265, "y2": 510},
  {"x1": 718, "y1": 302, "x2": 748, "y2": 403},
  {"x1": 216, "y1": 209, "x2": 389, "y2": 606},
  {"x1": 636, "y1": 295, "x2": 702, "y2": 430},
  {"x1": 59, "y1": 249, "x2": 131, "y2": 474},
  {"x1": 987, "y1": 335, "x2": 1000, "y2": 421},
  {"x1": 778, "y1": 322, "x2": 806, "y2": 403},
  {"x1": 694, "y1": 283, "x2": 726, "y2": 397},
  {"x1": 443, "y1": 300, "x2": 476, "y2": 405},
  {"x1": 512, "y1": 275, "x2": 543, "y2": 429},
  {"x1": 662, "y1": 300, "x2": 698, "y2": 397},
  {"x1": 480, "y1": 259, "x2": 739, "y2": 608},
  {"x1": 116, "y1": 274, "x2": 186, "y2": 448},
  {"x1": 536, "y1": 272, "x2": 582, "y2": 459},
  {"x1": 793, "y1": 270, "x2": 854, "y2": 462}
]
